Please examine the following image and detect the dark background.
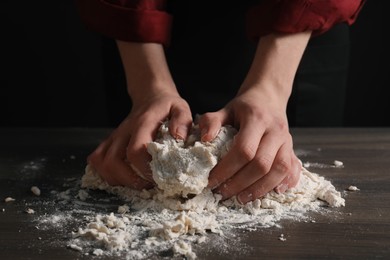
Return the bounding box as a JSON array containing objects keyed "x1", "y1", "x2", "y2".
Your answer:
[{"x1": 0, "y1": 1, "x2": 388, "y2": 128}]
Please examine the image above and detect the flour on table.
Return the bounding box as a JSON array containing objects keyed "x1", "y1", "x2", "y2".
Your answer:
[{"x1": 72, "y1": 122, "x2": 345, "y2": 259}]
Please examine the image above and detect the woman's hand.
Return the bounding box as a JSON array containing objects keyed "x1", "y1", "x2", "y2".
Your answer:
[
  {"x1": 200, "y1": 31, "x2": 311, "y2": 203},
  {"x1": 199, "y1": 89, "x2": 301, "y2": 203},
  {"x1": 88, "y1": 92, "x2": 192, "y2": 189},
  {"x1": 88, "y1": 41, "x2": 192, "y2": 190}
]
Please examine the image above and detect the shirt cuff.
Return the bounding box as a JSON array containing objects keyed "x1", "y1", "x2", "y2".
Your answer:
[
  {"x1": 246, "y1": 0, "x2": 366, "y2": 41},
  {"x1": 75, "y1": 0, "x2": 172, "y2": 46}
]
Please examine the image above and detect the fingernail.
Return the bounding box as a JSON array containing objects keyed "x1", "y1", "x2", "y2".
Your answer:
[
  {"x1": 207, "y1": 178, "x2": 218, "y2": 189},
  {"x1": 237, "y1": 192, "x2": 252, "y2": 204},
  {"x1": 175, "y1": 126, "x2": 188, "y2": 140},
  {"x1": 215, "y1": 183, "x2": 229, "y2": 200},
  {"x1": 275, "y1": 184, "x2": 288, "y2": 194}
]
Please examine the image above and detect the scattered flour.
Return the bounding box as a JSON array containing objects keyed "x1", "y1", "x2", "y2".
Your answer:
[
  {"x1": 303, "y1": 160, "x2": 344, "y2": 169},
  {"x1": 75, "y1": 165, "x2": 344, "y2": 258},
  {"x1": 67, "y1": 122, "x2": 345, "y2": 259}
]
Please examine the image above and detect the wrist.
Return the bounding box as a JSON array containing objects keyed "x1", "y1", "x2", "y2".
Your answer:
[
  {"x1": 129, "y1": 82, "x2": 180, "y2": 107},
  {"x1": 238, "y1": 31, "x2": 311, "y2": 107},
  {"x1": 116, "y1": 41, "x2": 179, "y2": 104},
  {"x1": 236, "y1": 85, "x2": 290, "y2": 112}
]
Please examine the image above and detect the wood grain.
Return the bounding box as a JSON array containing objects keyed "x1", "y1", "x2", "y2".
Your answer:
[{"x1": 0, "y1": 128, "x2": 389, "y2": 259}]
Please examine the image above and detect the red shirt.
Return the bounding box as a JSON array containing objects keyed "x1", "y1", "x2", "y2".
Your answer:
[{"x1": 75, "y1": 0, "x2": 365, "y2": 47}]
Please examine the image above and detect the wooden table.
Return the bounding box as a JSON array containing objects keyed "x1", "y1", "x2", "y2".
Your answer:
[{"x1": 1, "y1": 128, "x2": 389, "y2": 259}]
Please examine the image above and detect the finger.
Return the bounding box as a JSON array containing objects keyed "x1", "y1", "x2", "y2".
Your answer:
[
  {"x1": 100, "y1": 157, "x2": 153, "y2": 190},
  {"x1": 106, "y1": 127, "x2": 132, "y2": 161},
  {"x1": 127, "y1": 119, "x2": 161, "y2": 181},
  {"x1": 198, "y1": 111, "x2": 227, "y2": 142},
  {"x1": 214, "y1": 132, "x2": 284, "y2": 199},
  {"x1": 88, "y1": 130, "x2": 153, "y2": 189},
  {"x1": 102, "y1": 128, "x2": 139, "y2": 186},
  {"x1": 87, "y1": 133, "x2": 114, "y2": 165},
  {"x1": 274, "y1": 154, "x2": 301, "y2": 193},
  {"x1": 208, "y1": 119, "x2": 265, "y2": 189},
  {"x1": 87, "y1": 136, "x2": 116, "y2": 184},
  {"x1": 169, "y1": 103, "x2": 193, "y2": 140},
  {"x1": 237, "y1": 142, "x2": 293, "y2": 204}
]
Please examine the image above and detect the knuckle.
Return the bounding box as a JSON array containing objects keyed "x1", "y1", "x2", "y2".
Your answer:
[
  {"x1": 200, "y1": 112, "x2": 217, "y2": 125},
  {"x1": 253, "y1": 155, "x2": 273, "y2": 173},
  {"x1": 237, "y1": 144, "x2": 257, "y2": 162},
  {"x1": 275, "y1": 120, "x2": 289, "y2": 132},
  {"x1": 273, "y1": 159, "x2": 291, "y2": 175}
]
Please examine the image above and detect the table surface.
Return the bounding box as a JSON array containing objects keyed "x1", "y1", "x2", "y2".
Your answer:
[{"x1": 1, "y1": 127, "x2": 389, "y2": 259}]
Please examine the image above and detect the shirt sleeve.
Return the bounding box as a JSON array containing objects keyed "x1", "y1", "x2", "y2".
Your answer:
[
  {"x1": 246, "y1": 0, "x2": 366, "y2": 41},
  {"x1": 74, "y1": 0, "x2": 172, "y2": 46}
]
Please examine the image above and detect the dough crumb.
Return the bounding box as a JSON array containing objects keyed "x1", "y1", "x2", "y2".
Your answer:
[
  {"x1": 92, "y1": 249, "x2": 104, "y2": 256},
  {"x1": 4, "y1": 197, "x2": 15, "y2": 202},
  {"x1": 333, "y1": 160, "x2": 344, "y2": 168},
  {"x1": 25, "y1": 208, "x2": 35, "y2": 214},
  {"x1": 76, "y1": 189, "x2": 89, "y2": 201},
  {"x1": 303, "y1": 162, "x2": 311, "y2": 168},
  {"x1": 197, "y1": 236, "x2": 207, "y2": 244},
  {"x1": 68, "y1": 244, "x2": 83, "y2": 252},
  {"x1": 31, "y1": 186, "x2": 41, "y2": 196},
  {"x1": 278, "y1": 234, "x2": 286, "y2": 241},
  {"x1": 173, "y1": 240, "x2": 196, "y2": 260},
  {"x1": 117, "y1": 204, "x2": 129, "y2": 214},
  {"x1": 347, "y1": 185, "x2": 360, "y2": 191}
]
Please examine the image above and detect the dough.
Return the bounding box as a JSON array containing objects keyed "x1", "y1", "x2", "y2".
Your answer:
[{"x1": 147, "y1": 122, "x2": 236, "y2": 198}]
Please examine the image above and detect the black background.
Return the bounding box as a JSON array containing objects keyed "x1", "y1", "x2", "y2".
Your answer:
[{"x1": 1, "y1": 1, "x2": 388, "y2": 127}]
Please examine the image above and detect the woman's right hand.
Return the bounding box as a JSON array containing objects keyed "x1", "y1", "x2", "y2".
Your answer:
[
  {"x1": 88, "y1": 91, "x2": 193, "y2": 190},
  {"x1": 87, "y1": 41, "x2": 192, "y2": 190}
]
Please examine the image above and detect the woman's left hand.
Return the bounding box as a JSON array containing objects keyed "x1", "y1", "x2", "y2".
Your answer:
[{"x1": 199, "y1": 88, "x2": 301, "y2": 204}]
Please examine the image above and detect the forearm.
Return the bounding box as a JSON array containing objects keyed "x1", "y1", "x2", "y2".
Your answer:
[
  {"x1": 239, "y1": 31, "x2": 312, "y2": 109},
  {"x1": 116, "y1": 41, "x2": 178, "y2": 105}
]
